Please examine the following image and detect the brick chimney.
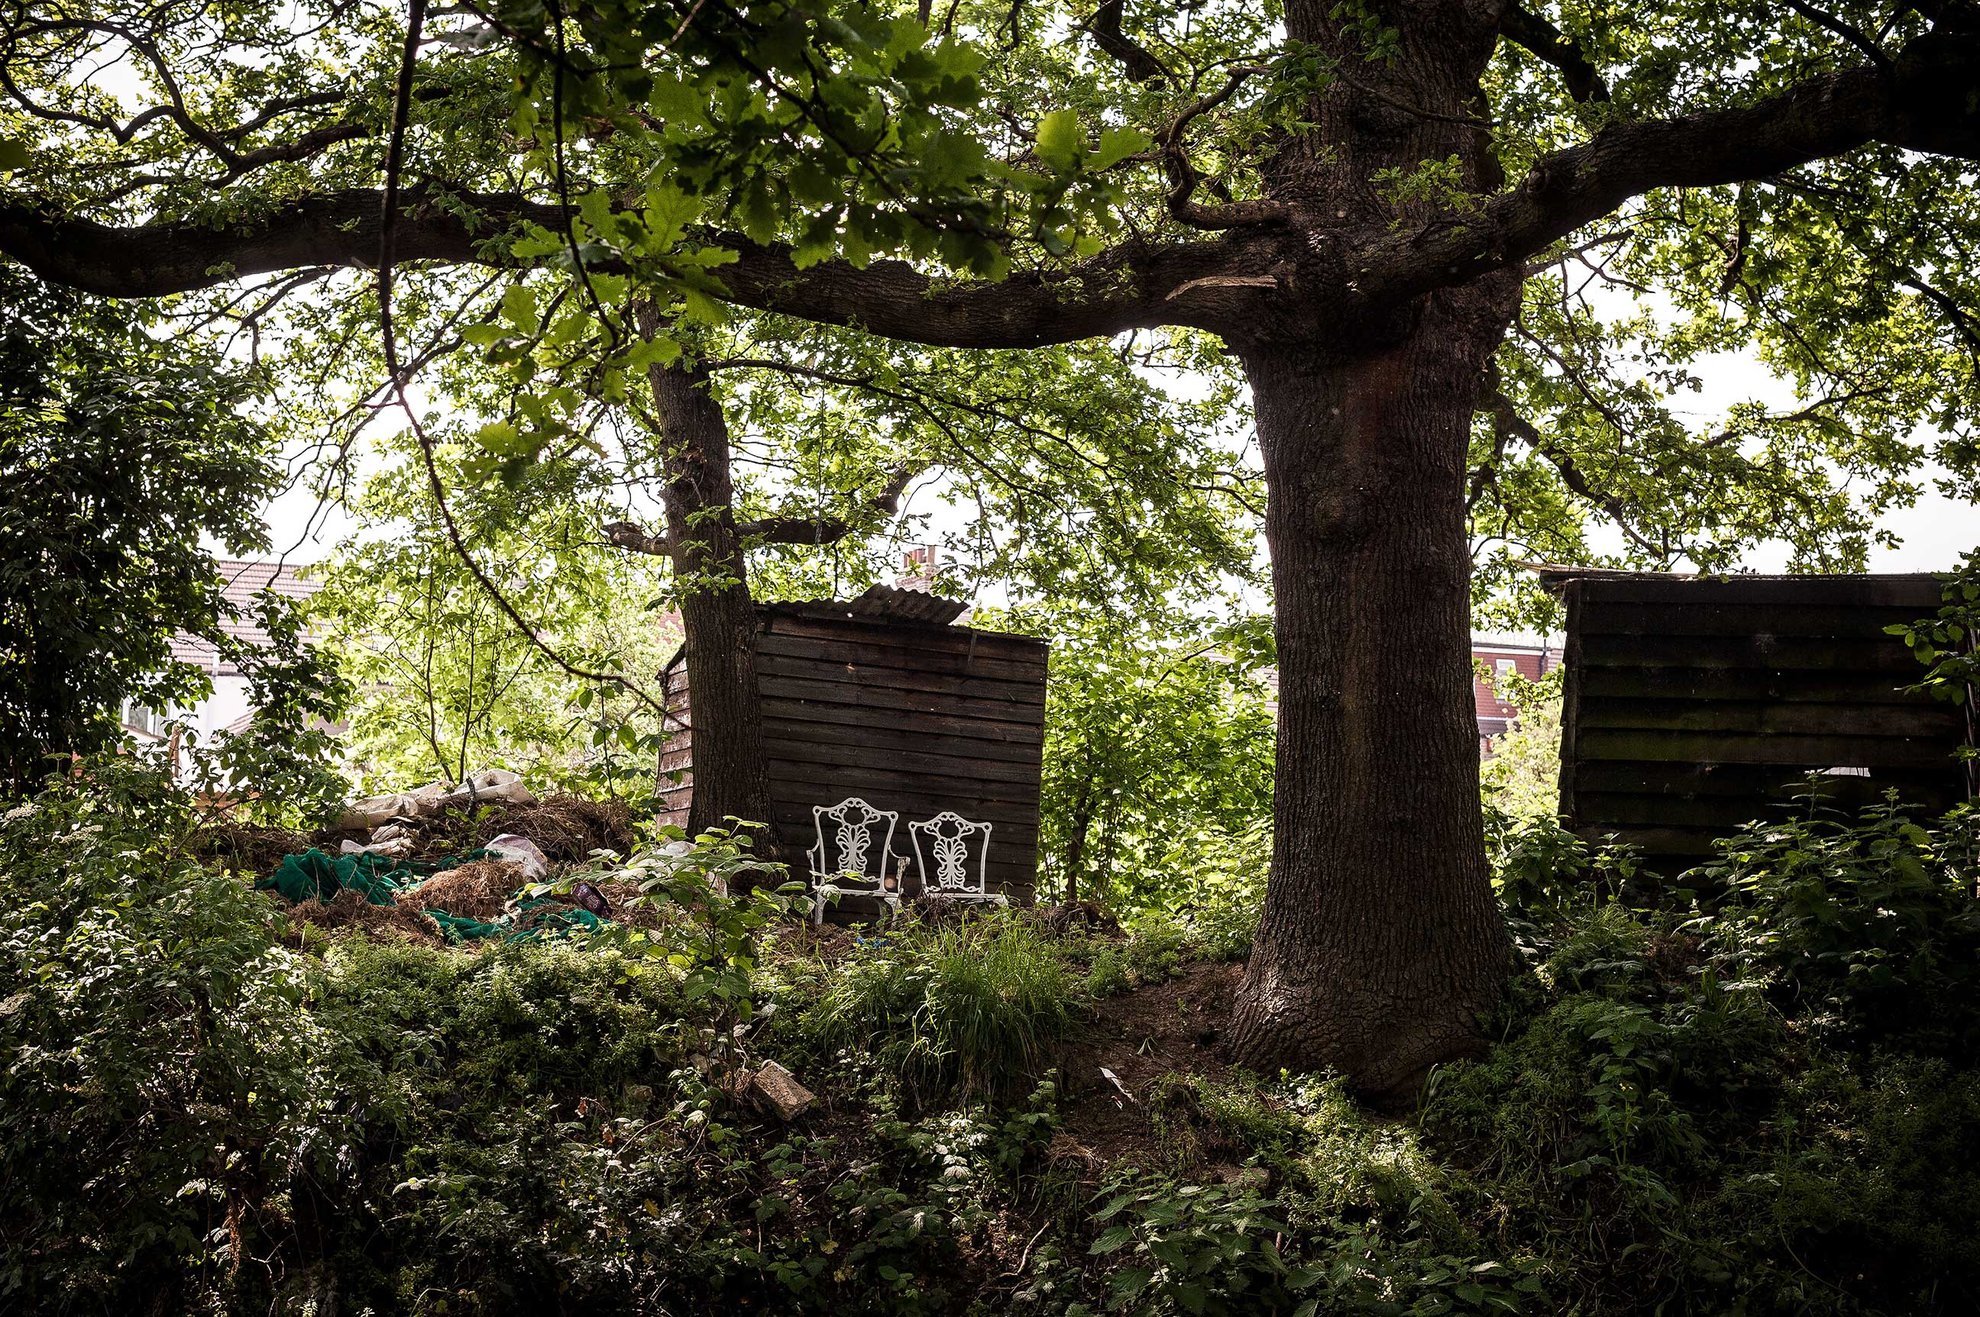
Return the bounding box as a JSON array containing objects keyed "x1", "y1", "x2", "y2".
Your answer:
[{"x1": 896, "y1": 544, "x2": 940, "y2": 592}]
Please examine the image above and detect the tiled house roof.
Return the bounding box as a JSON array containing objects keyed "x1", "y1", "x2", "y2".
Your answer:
[{"x1": 166, "y1": 560, "x2": 320, "y2": 676}]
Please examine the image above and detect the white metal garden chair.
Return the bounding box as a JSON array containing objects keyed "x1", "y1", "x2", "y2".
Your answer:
[
  {"x1": 807, "y1": 797, "x2": 908, "y2": 924},
  {"x1": 908, "y1": 812, "x2": 1006, "y2": 907}
]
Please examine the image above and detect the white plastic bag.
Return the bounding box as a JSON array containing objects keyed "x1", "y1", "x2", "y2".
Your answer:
[{"x1": 484, "y1": 833, "x2": 549, "y2": 880}]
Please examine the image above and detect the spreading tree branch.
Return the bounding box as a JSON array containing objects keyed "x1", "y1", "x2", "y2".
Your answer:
[
  {"x1": 1484, "y1": 388, "x2": 1667, "y2": 560},
  {"x1": 6, "y1": 25, "x2": 1980, "y2": 347},
  {"x1": 1498, "y1": 5, "x2": 1609, "y2": 103},
  {"x1": 733, "y1": 462, "x2": 920, "y2": 544},
  {"x1": 1078, "y1": 0, "x2": 1170, "y2": 83},
  {"x1": 1158, "y1": 66, "x2": 1292, "y2": 230},
  {"x1": 604, "y1": 520, "x2": 670, "y2": 556},
  {"x1": 0, "y1": 189, "x2": 1266, "y2": 345},
  {"x1": 1363, "y1": 24, "x2": 1980, "y2": 304}
]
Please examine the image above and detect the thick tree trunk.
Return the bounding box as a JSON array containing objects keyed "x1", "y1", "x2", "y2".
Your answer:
[
  {"x1": 1228, "y1": 283, "x2": 1515, "y2": 1105},
  {"x1": 641, "y1": 354, "x2": 777, "y2": 852}
]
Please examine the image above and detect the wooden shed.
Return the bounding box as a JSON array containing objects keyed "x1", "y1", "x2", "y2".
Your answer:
[
  {"x1": 1548, "y1": 569, "x2": 1975, "y2": 876},
  {"x1": 656, "y1": 585, "x2": 1048, "y2": 900}
]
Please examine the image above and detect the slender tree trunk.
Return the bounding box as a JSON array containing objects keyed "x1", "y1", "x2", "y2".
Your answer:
[
  {"x1": 1061, "y1": 772, "x2": 1095, "y2": 906},
  {"x1": 1228, "y1": 281, "x2": 1516, "y2": 1105},
  {"x1": 640, "y1": 348, "x2": 776, "y2": 851}
]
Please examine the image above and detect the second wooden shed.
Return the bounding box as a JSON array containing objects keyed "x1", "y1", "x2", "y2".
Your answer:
[
  {"x1": 656, "y1": 585, "x2": 1048, "y2": 900},
  {"x1": 1548, "y1": 569, "x2": 1975, "y2": 877}
]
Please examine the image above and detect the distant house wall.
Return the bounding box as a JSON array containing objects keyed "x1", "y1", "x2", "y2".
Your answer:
[
  {"x1": 122, "y1": 560, "x2": 319, "y2": 755},
  {"x1": 1552, "y1": 572, "x2": 1973, "y2": 876},
  {"x1": 658, "y1": 592, "x2": 1048, "y2": 900},
  {"x1": 1472, "y1": 643, "x2": 1561, "y2": 757}
]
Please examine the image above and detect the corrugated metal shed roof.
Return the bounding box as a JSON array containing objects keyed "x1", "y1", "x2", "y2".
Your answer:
[{"x1": 764, "y1": 583, "x2": 970, "y2": 627}]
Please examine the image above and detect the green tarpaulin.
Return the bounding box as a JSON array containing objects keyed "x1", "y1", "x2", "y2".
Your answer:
[
  {"x1": 428, "y1": 899, "x2": 605, "y2": 945},
  {"x1": 260, "y1": 849, "x2": 606, "y2": 944},
  {"x1": 257, "y1": 848, "x2": 490, "y2": 905}
]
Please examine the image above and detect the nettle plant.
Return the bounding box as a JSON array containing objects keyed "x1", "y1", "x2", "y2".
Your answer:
[
  {"x1": 1888, "y1": 547, "x2": 1980, "y2": 735},
  {"x1": 560, "y1": 821, "x2": 804, "y2": 1043},
  {"x1": 1088, "y1": 1175, "x2": 1306, "y2": 1316}
]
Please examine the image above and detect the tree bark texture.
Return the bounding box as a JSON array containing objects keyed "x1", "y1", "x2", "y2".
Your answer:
[
  {"x1": 1231, "y1": 286, "x2": 1515, "y2": 1102},
  {"x1": 1216, "y1": 0, "x2": 1517, "y2": 1102},
  {"x1": 641, "y1": 350, "x2": 777, "y2": 852}
]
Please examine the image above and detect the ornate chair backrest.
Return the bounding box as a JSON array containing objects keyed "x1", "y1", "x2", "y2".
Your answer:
[
  {"x1": 810, "y1": 797, "x2": 899, "y2": 884},
  {"x1": 908, "y1": 812, "x2": 994, "y2": 895}
]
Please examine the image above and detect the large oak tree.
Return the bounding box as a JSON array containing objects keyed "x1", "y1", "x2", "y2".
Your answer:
[{"x1": 5, "y1": 0, "x2": 1979, "y2": 1098}]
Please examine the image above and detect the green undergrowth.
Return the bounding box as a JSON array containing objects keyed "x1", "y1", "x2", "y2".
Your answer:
[{"x1": 4, "y1": 764, "x2": 1978, "y2": 1313}]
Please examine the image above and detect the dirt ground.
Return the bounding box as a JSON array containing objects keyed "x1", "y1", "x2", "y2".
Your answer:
[{"x1": 1053, "y1": 961, "x2": 1247, "y2": 1170}]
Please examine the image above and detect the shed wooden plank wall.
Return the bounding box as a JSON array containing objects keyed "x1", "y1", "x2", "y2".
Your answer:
[
  {"x1": 657, "y1": 657, "x2": 693, "y2": 827},
  {"x1": 1558, "y1": 574, "x2": 1971, "y2": 875},
  {"x1": 656, "y1": 608, "x2": 1049, "y2": 900}
]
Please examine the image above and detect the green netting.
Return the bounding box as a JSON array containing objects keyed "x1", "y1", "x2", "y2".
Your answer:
[
  {"x1": 426, "y1": 898, "x2": 605, "y2": 945},
  {"x1": 258, "y1": 848, "x2": 491, "y2": 906},
  {"x1": 508, "y1": 898, "x2": 606, "y2": 942},
  {"x1": 427, "y1": 909, "x2": 508, "y2": 943},
  {"x1": 261, "y1": 848, "x2": 608, "y2": 945}
]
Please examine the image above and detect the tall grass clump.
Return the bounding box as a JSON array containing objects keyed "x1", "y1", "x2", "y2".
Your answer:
[{"x1": 804, "y1": 913, "x2": 1078, "y2": 1102}]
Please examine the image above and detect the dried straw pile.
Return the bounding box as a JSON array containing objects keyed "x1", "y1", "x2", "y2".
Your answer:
[
  {"x1": 477, "y1": 795, "x2": 637, "y2": 860},
  {"x1": 409, "y1": 860, "x2": 524, "y2": 920},
  {"x1": 291, "y1": 889, "x2": 444, "y2": 946}
]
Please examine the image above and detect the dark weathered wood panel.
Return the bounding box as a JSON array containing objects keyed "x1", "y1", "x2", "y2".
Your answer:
[
  {"x1": 765, "y1": 735, "x2": 1041, "y2": 784},
  {"x1": 763, "y1": 709, "x2": 1044, "y2": 764},
  {"x1": 767, "y1": 763, "x2": 1042, "y2": 818},
  {"x1": 756, "y1": 673, "x2": 1048, "y2": 727},
  {"x1": 761, "y1": 612, "x2": 1047, "y2": 661},
  {"x1": 755, "y1": 656, "x2": 1045, "y2": 707},
  {"x1": 1575, "y1": 666, "x2": 1928, "y2": 705},
  {"x1": 1574, "y1": 727, "x2": 1958, "y2": 769},
  {"x1": 1574, "y1": 792, "x2": 1820, "y2": 829},
  {"x1": 1576, "y1": 601, "x2": 1937, "y2": 639},
  {"x1": 755, "y1": 631, "x2": 1047, "y2": 682},
  {"x1": 1575, "y1": 575, "x2": 1944, "y2": 608},
  {"x1": 1575, "y1": 698, "x2": 1960, "y2": 738},
  {"x1": 1571, "y1": 759, "x2": 1960, "y2": 801},
  {"x1": 1558, "y1": 573, "x2": 1970, "y2": 881},
  {"x1": 1578, "y1": 632, "x2": 1924, "y2": 672},
  {"x1": 760, "y1": 698, "x2": 1044, "y2": 747}
]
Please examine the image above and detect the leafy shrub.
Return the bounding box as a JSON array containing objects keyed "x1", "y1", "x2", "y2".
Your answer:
[
  {"x1": 1081, "y1": 919, "x2": 1187, "y2": 997},
  {"x1": 570, "y1": 820, "x2": 800, "y2": 1038},
  {"x1": 1485, "y1": 806, "x2": 1640, "y2": 928},
  {"x1": 1695, "y1": 796, "x2": 1980, "y2": 1052},
  {"x1": 0, "y1": 764, "x2": 341, "y2": 1309},
  {"x1": 1420, "y1": 801, "x2": 1980, "y2": 1314},
  {"x1": 1477, "y1": 668, "x2": 1563, "y2": 822},
  {"x1": 1088, "y1": 1176, "x2": 1303, "y2": 1315}
]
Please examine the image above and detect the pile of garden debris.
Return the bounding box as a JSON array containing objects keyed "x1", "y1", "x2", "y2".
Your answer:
[{"x1": 199, "y1": 770, "x2": 646, "y2": 948}]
